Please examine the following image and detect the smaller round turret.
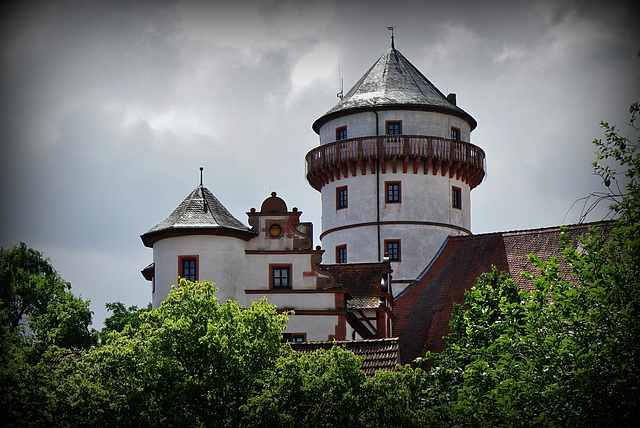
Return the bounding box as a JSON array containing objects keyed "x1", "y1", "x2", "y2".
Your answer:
[{"x1": 141, "y1": 183, "x2": 254, "y2": 307}]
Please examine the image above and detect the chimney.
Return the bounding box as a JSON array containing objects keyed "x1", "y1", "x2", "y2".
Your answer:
[{"x1": 447, "y1": 93, "x2": 457, "y2": 106}]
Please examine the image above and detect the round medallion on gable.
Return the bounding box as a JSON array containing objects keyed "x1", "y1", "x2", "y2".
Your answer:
[{"x1": 269, "y1": 223, "x2": 282, "y2": 238}]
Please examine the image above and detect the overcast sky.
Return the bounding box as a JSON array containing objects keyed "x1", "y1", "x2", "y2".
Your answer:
[{"x1": 2, "y1": 0, "x2": 639, "y2": 329}]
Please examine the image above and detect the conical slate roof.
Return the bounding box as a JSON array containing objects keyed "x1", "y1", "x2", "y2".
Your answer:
[
  {"x1": 312, "y1": 47, "x2": 476, "y2": 132},
  {"x1": 141, "y1": 186, "x2": 254, "y2": 247}
]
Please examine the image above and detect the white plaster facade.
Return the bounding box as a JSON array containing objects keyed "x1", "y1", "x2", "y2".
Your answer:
[{"x1": 142, "y1": 192, "x2": 352, "y2": 343}]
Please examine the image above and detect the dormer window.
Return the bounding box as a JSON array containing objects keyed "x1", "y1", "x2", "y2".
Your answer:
[
  {"x1": 336, "y1": 126, "x2": 347, "y2": 141},
  {"x1": 386, "y1": 121, "x2": 402, "y2": 135}
]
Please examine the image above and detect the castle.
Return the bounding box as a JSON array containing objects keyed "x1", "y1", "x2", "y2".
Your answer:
[{"x1": 140, "y1": 39, "x2": 607, "y2": 366}]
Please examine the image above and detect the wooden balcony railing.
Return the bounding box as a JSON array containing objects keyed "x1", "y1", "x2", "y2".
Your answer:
[{"x1": 305, "y1": 135, "x2": 486, "y2": 191}]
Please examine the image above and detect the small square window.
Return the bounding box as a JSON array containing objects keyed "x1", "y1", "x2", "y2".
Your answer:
[
  {"x1": 271, "y1": 265, "x2": 291, "y2": 289},
  {"x1": 451, "y1": 127, "x2": 460, "y2": 140},
  {"x1": 282, "y1": 333, "x2": 306, "y2": 343},
  {"x1": 385, "y1": 182, "x2": 401, "y2": 203},
  {"x1": 386, "y1": 121, "x2": 402, "y2": 135},
  {"x1": 336, "y1": 245, "x2": 347, "y2": 264},
  {"x1": 179, "y1": 256, "x2": 198, "y2": 282},
  {"x1": 336, "y1": 186, "x2": 348, "y2": 209},
  {"x1": 336, "y1": 126, "x2": 347, "y2": 141},
  {"x1": 452, "y1": 186, "x2": 462, "y2": 209},
  {"x1": 385, "y1": 240, "x2": 401, "y2": 262}
]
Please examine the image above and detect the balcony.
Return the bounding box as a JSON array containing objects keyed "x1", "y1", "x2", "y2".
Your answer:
[{"x1": 305, "y1": 135, "x2": 486, "y2": 191}]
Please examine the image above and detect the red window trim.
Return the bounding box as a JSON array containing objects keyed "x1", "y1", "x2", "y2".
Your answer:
[
  {"x1": 178, "y1": 255, "x2": 199, "y2": 282},
  {"x1": 269, "y1": 263, "x2": 292, "y2": 289},
  {"x1": 385, "y1": 181, "x2": 402, "y2": 204}
]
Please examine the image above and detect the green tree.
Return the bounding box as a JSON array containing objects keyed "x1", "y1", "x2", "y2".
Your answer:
[
  {"x1": 1, "y1": 243, "x2": 98, "y2": 426},
  {"x1": 423, "y1": 101, "x2": 640, "y2": 426},
  {"x1": 0, "y1": 242, "x2": 97, "y2": 354},
  {"x1": 358, "y1": 364, "x2": 429, "y2": 427},
  {"x1": 244, "y1": 345, "x2": 367, "y2": 427},
  {"x1": 49, "y1": 279, "x2": 290, "y2": 427},
  {"x1": 99, "y1": 301, "x2": 152, "y2": 344}
]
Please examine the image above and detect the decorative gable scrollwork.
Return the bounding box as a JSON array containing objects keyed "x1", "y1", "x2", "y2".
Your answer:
[{"x1": 310, "y1": 253, "x2": 339, "y2": 289}]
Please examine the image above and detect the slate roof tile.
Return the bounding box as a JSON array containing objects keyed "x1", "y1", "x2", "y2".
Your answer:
[
  {"x1": 313, "y1": 47, "x2": 476, "y2": 132},
  {"x1": 141, "y1": 186, "x2": 254, "y2": 246}
]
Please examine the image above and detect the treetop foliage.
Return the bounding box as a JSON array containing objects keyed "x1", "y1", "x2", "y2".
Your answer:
[
  {"x1": 0, "y1": 242, "x2": 97, "y2": 355},
  {"x1": 420, "y1": 100, "x2": 640, "y2": 426}
]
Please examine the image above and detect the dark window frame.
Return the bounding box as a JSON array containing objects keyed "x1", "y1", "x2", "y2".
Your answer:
[
  {"x1": 336, "y1": 245, "x2": 347, "y2": 264},
  {"x1": 270, "y1": 264, "x2": 292, "y2": 289},
  {"x1": 178, "y1": 255, "x2": 199, "y2": 282},
  {"x1": 451, "y1": 127, "x2": 460, "y2": 140},
  {"x1": 385, "y1": 181, "x2": 401, "y2": 204},
  {"x1": 336, "y1": 126, "x2": 347, "y2": 141},
  {"x1": 452, "y1": 186, "x2": 462, "y2": 209},
  {"x1": 384, "y1": 240, "x2": 401, "y2": 262},
  {"x1": 386, "y1": 120, "x2": 402, "y2": 135},
  {"x1": 336, "y1": 186, "x2": 348, "y2": 210}
]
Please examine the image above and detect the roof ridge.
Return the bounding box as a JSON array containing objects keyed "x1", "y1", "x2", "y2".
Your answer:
[
  {"x1": 294, "y1": 337, "x2": 398, "y2": 346},
  {"x1": 457, "y1": 219, "x2": 617, "y2": 240}
]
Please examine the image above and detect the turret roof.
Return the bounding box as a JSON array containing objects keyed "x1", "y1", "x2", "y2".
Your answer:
[
  {"x1": 312, "y1": 46, "x2": 476, "y2": 132},
  {"x1": 141, "y1": 186, "x2": 254, "y2": 247}
]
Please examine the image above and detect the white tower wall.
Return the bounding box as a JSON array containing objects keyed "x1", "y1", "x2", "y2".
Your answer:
[
  {"x1": 152, "y1": 235, "x2": 246, "y2": 308},
  {"x1": 319, "y1": 111, "x2": 472, "y2": 144},
  {"x1": 321, "y1": 160, "x2": 471, "y2": 284}
]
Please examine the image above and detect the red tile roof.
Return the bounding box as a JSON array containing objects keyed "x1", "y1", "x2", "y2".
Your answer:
[
  {"x1": 393, "y1": 220, "x2": 615, "y2": 367},
  {"x1": 291, "y1": 338, "x2": 399, "y2": 375}
]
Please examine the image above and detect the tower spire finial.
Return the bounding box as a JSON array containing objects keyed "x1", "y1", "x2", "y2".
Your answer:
[
  {"x1": 199, "y1": 166, "x2": 204, "y2": 188},
  {"x1": 387, "y1": 26, "x2": 396, "y2": 49}
]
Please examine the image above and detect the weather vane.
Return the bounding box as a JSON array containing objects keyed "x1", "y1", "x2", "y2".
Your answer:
[{"x1": 387, "y1": 26, "x2": 396, "y2": 48}]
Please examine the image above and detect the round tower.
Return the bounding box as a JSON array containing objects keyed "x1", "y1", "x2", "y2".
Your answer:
[
  {"x1": 306, "y1": 43, "x2": 486, "y2": 292},
  {"x1": 140, "y1": 182, "x2": 255, "y2": 308}
]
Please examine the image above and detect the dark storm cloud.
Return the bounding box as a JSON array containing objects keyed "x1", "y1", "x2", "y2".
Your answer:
[{"x1": 1, "y1": 0, "x2": 638, "y2": 328}]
